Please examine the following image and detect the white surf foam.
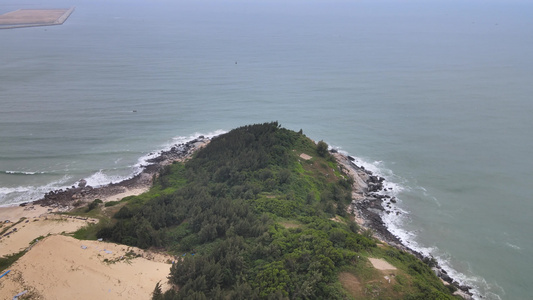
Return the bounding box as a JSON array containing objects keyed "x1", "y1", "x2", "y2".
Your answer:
[
  {"x1": 4, "y1": 170, "x2": 46, "y2": 175},
  {"x1": 83, "y1": 170, "x2": 128, "y2": 188},
  {"x1": 0, "y1": 130, "x2": 226, "y2": 206},
  {"x1": 134, "y1": 129, "x2": 226, "y2": 172},
  {"x1": 0, "y1": 175, "x2": 71, "y2": 207},
  {"x1": 82, "y1": 130, "x2": 228, "y2": 189},
  {"x1": 333, "y1": 145, "x2": 494, "y2": 300},
  {"x1": 505, "y1": 242, "x2": 521, "y2": 251}
]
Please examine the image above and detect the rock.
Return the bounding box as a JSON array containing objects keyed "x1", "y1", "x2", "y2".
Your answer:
[
  {"x1": 457, "y1": 284, "x2": 470, "y2": 292},
  {"x1": 78, "y1": 179, "x2": 87, "y2": 188},
  {"x1": 441, "y1": 273, "x2": 453, "y2": 283}
]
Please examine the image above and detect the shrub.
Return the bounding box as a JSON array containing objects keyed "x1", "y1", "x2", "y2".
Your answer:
[
  {"x1": 316, "y1": 140, "x2": 329, "y2": 157},
  {"x1": 104, "y1": 201, "x2": 120, "y2": 207},
  {"x1": 87, "y1": 199, "x2": 103, "y2": 212}
]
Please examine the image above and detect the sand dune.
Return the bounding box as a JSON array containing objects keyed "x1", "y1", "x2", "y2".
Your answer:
[
  {"x1": 0, "y1": 215, "x2": 95, "y2": 258},
  {"x1": 0, "y1": 235, "x2": 172, "y2": 300}
]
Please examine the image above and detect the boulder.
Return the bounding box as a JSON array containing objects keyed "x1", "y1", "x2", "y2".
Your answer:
[{"x1": 78, "y1": 179, "x2": 87, "y2": 188}]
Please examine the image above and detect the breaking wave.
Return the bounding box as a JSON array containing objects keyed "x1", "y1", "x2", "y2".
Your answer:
[
  {"x1": 332, "y1": 145, "x2": 497, "y2": 300},
  {"x1": 0, "y1": 130, "x2": 226, "y2": 207}
]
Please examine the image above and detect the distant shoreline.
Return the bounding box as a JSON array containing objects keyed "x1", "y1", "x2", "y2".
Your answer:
[{"x1": 0, "y1": 7, "x2": 75, "y2": 29}]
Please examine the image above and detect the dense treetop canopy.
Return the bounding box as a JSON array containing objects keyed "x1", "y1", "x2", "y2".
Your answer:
[{"x1": 95, "y1": 122, "x2": 458, "y2": 300}]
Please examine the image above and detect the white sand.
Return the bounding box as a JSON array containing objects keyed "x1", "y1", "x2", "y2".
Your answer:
[{"x1": 0, "y1": 235, "x2": 172, "y2": 300}]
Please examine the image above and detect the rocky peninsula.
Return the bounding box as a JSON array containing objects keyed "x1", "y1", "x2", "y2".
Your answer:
[{"x1": 1, "y1": 124, "x2": 471, "y2": 299}]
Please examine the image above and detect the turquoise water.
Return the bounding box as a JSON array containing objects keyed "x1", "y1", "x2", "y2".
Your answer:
[{"x1": 1, "y1": 1, "x2": 532, "y2": 299}]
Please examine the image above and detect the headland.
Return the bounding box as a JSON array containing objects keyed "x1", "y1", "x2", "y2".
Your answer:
[{"x1": 0, "y1": 127, "x2": 472, "y2": 299}]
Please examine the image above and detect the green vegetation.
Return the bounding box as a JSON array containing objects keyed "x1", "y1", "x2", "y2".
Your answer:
[
  {"x1": 87, "y1": 199, "x2": 103, "y2": 212},
  {"x1": 316, "y1": 140, "x2": 329, "y2": 158},
  {"x1": 94, "y1": 122, "x2": 457, "y2": 299},
  {"x1": 0, "y1": 250, "x2": 25, "y2": 273}
]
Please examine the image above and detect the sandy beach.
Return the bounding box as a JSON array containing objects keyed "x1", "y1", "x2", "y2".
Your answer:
[{"x1": 0, "y1": 137, "x2": 209, "y2": 299}]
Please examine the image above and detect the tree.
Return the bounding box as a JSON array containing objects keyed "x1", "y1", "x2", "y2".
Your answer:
[
  {"x1": 152, "y1": 281, "x2": 163, "y2": 300},
  {"x1": 316, "y1": 141, "x2": 328, "y2": 157}
]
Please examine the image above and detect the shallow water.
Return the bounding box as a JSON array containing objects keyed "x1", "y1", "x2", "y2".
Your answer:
[{"x1": 1, "y1": 1, "x2": 532, "y2": 299}]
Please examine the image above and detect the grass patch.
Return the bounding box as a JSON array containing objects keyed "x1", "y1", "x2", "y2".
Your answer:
[
  {"x1": 339, "y1": 271, "x2": 363, "y2": 298},
  {"x1": 0, "y1": 250, "x2": 25, "y2": 272},
  {"x1": 104, "y1": 200, "x2": 120, "y2": 207},
  {"x1": 72, "y1": 218, "x2": 112, "y2": 240},
  {"x1": 29, "y1": 235, "x2": 46, "y2": 245},
  {"x1": 0, "y1": 218, "x2": 26, "y2": 236},
  {"x1": 277, "y1": 218, "x2": 302, "y2": 229}
]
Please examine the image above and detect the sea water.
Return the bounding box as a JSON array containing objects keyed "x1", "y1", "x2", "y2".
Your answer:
[{"x1": 1, "y1": 1, "x2": 532, "y2": 299}]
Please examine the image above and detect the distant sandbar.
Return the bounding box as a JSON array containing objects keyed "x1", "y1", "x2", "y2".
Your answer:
[{"x1": 0, "y1": 7, "x2": 74, "y2": 29}]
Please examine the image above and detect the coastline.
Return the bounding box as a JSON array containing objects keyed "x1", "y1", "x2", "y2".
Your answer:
[
  {"x1": 28, "y1": 136, "x2": 210, "y2": 209},
  {"x1": 0, "y1": 135, "x2": 473, "y2": 298},
  {"x1": 0, "y1": 136, "x2": 210, "y2": 299},
  {"x1": 1, "y1": 136, "x2": 210, "y2": 220},
  {"x1": 334, "y1": 151, "x2": 474, "y2": 299}
]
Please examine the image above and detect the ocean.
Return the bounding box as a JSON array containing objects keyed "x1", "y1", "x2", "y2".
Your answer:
[{"x1": 1, "y1": 0, "x2": 532, "y2": 299}]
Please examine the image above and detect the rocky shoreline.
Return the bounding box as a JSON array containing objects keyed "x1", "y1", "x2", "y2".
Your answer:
[
  {"x1": 28, "y1": 136, "x2": 210, "y2": 209},
  {"x1": 22, "y1": 136, "x2": 472, "y2": 298},
  {"x1": 334, "y1": 151, "x2": 474, "y2": 299}
]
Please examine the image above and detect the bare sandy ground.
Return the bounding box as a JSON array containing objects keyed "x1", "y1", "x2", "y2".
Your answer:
[
  {"x1": 0, "y1": 186, "x2": 147, "y2": 255},
  {"x1": 0, "y1": 215, "x2": 96, "y2": 258},
  {"x1": 368, "y1": 258, "x2": 397, "y2": 271},
  {"x1": 299, "y1": 153, "x2": 312, "y2": 160},
  {"x1": 0, "y1": 187, "x2": 166, "y2": 299},
  {"x1": 100, "y1": 187, "x2": 149, "y2": 203},
  {"x1": 0, "y1": 235, "x2": 172, "y2": 300},
  {"x1": 0, "y1": 205, "x2": 52, "y2": 223}
]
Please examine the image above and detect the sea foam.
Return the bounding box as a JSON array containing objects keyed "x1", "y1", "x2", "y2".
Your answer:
[
  {"x1": 0, "y1": 175, "x2": 71, "y2": 207},
  {"x1": 4, "y1": 170, "x2": 46, "y2": 175},
  {"x1": 332, "y1": 145, "x2": 492, "y2": 300},
  {"x1": 0, "y1": 130, "x2": 226, "y2": 207},
  {"x1": 134, "y1": 130, "x2": 226, "y2": 172}
]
